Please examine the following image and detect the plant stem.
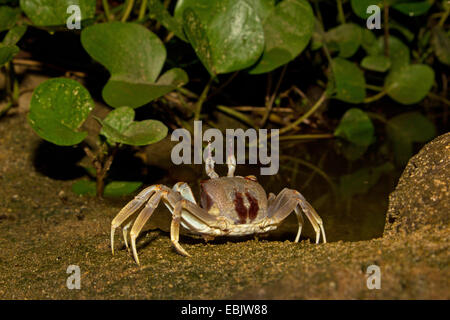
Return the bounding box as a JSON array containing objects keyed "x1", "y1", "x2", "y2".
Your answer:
[
  {"x1": 194, "y1": 77, "x2": 213, "y2": 120},
  {"x1": 384, "y1": 0, "x2": 390, "y2": 57},
  {"x1": 102, "y1": 0, "x2": 112, "y2": 21},
  {"x1": 138, "y1": 0, "x2": 148, "y2": 21},
  {"x1": 336, "y1": 0, "x2": 346, "y2": 24},
  {"x1": 121, "y1": 0, "x2": 135, "y2": 22},
  {"x1": 366, "y1": 84, "x2": 384, "y2": 92},
  {"x1": 216, "y1": 105, "x2": 258, "y2": 128},
  {"x1": 207, "y1": 71, "x2": 239, "y2": 101},
  {"x1": 276, "y1": 91, "x2": 328, "y2": 136},
  {"x1": 83, "y1": 145, "x2": 117, "y2": 198},
  {"x1": 363, "y1": 90, "x2": 387, "y2": 104},
  {"x1": 438, "y1": 6, "x2": 450, "y2": 27},
  {"x1": 261, "y1": 64, "x2": 288, "y2": 127},
  {"x1": 428, "y1": 92, "x2": 450, "y2": 106},
  {"x1": 366, "y1": 111, "x2": 387, "y2": 123}
]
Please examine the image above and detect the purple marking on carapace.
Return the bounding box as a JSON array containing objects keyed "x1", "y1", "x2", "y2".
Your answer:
[
  {"x1": 246, "y1": 192, "x2": 259, "y2": 221},
  {"x1": 233, "y1": 192, "x2": 247, "y2": 224}
]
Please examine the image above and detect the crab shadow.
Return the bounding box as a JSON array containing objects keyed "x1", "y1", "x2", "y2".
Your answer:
[{"x1": 127, "y1": 223, "x2": 307, "y2": 254}]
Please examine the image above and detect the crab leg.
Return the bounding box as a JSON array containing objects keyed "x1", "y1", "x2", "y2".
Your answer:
[
  {"x1": 129, "y1": 191, "x2": 165, "y2": 265},
  {"x1": 111, "y1": 185, "x2": 161, "y2": 255},
  {"x1": 267, "y1": 189, "x2": 326, "y2": 244},
  {"x1": 293, "y1": 206, "x2": 305, "y2": 243},
  {"x1": 294, "y1": 191, "x2": 326, "y2": 243},
  {"x1": 170, "y1": 201, "x2": 191, "y2": 257},
  {"x1": 173, "y1": 182, "x2": 197, "y2": 204}
]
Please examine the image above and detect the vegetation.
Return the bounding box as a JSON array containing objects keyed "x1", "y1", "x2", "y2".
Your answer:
[{"x1": 0, "y1": 0, "x2": 448, "y2": 197}]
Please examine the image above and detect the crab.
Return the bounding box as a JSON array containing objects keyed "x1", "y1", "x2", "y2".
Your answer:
[{"x1": 111, "y1": 143, "x2": 326, "y2": 265}]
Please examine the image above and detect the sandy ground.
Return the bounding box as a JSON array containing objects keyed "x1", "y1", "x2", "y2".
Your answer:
[{"x1": 0, "y1": 110, "x2": 448, "y2": 299}]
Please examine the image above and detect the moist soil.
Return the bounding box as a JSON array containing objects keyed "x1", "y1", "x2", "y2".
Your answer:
[{"x1": 0, "y1": 91, "x2": 448, "y2": 299}]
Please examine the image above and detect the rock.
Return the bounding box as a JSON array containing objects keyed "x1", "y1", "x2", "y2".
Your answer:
[{"x1": 384, "y1": 133, "x2": 450, "y2": 237}]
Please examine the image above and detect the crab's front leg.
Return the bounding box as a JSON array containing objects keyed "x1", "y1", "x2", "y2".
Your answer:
[
  {"x1": 111, "y1": 185, "x2": 162, "y2": 255},
  {"x1": 267, "y1": 188, "x2": 326, "y2": 244}
]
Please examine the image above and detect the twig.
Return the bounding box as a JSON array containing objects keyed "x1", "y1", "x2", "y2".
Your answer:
[
  {"x1": 216, "y1": 105, "x2": 258, "y2": 128},
  {"x1": 102, "y1": 0, "x2": 112, "y2": 21},
  {"x1": 207, "y1": 71, "x2": 239, "y2": 101},
  {"x1": 363, "y1": 90, "x2": 387, "y2": 104},
  {"x1": 336, "y1": 0, "x2": 346, "y2": 24},
  {"x1": 194, "y1": 77, "x2": 213, "y2": 120},
  {"x1": 261, "y1": 64, "x2": 288, "y2": 127},
  {"x1": 138, "y1": 0, "x2": 148, "y2": 21},
  {"x1": 274, "y1": 90, "x2": 328, "y2": 137},
  {"x1": 428, "y1": 92, "x2": 450, "y2": 106},
  {"x1": 438, "y1": 5, "x2": 450, "y2": 27},
  {"x1": 121, "y1": 0, "x2": 135, "y2": 22}
]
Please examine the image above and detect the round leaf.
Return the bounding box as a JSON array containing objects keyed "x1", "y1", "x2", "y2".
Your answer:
[
  {"x1": 72, "y1": 180, "x2": 96, "y2": 196},
  {"x1": 99, "y1": 107, "x2": 168, "y2": 146},
  {"x1": 335, "y1": 108, "x2": 375, "y2": 147},
  {"x1": 364, "y1": 36, "x2": 410, "y2": 71},
  {"x1": 0, "y1": 44, "x2": 19, "y2": 67},
  {"x1": 331, "y1": 58, "x2": 366, "y2": 104},
  {"x1": 177, "y1": 0, "x2": 265, "y2": 74},
  {"x1": 104, "y1": 181, "x2": 143, "y2": 197},
  {"x1": 385, "y1": 64, "x2": 434, "y2": 105},
  {"x1": 361, "y1": 55, "x2": 391, "y2": 72},
  {"x1": 326, "y1": 23, "x2": 362, "y2": 58},
  {"x1": 392, "y1": 1, "x2": 432, "y2": 16},
  {"x1": 81, "y1": 22, "x2": 188, "y2": 108},
  {"x1": 28, "y1": 78, "x2": 94, "y2": 146},
  {"x1": 431, "y1": 26, "x2": 450, "y2": 66},
  {"x1": 0, "y1": 6, "x2": 20, "y2": 32},
  {"x1": 351, "y1": 0, "x2": 383, "y2": 19},
  {"x1": 20, "y1": 0, "x2": 96, "y2": 27},
  {"x1": 250, "y1": 0, "x2": 315, "y2": 74}
]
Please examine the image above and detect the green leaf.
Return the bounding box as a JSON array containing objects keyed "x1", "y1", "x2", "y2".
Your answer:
[
  {"x1": 331, "y1": 58, "x2": 366, "y2": 104},
  {"x1": 72, "y1": 180, "x2": 143, "y2": 196},
  {"x1": 386, "y1": 112, "x2": 436, "y2": 165},
  {"x1": 249, "y1": 0, "x2": 314, "y2": 74},
  {"x1": 0, "y1": 6, "x2": 20, "y2": 32},
  {"x1": 350, "y1": 0, "x2": 383, "y2": 19},
  {"x1": 0, "y1": 44, "x2": 19, "y2": 67},
  {"x1": 28, "y1": 78, "x2": 94, "y2": 146},
  {"x1": 339, "y1": 163, "x2": 394, "y2": 198},
  {"x1": 99, "y1": 106, "x2": 168, "y2": 146},
  {"x1": 361, "y1": 55, "x2": 391, "y2": 72},
  {"x1": 104, "y1": 181, "x2": 143, "y2": 197},
  {"x1": 385, "y1": 64, "x2": 434, "y2": 105},
  {"x1": 335, "y1": 108, "x2": 375, "y2": 147},
  {"x1": 431, "y1": 26, "x2": 450, "y2": 66},
  {"x1": 2, "y1": 25, "x2": 27, "y2": 46},
  {"x1": 326, "y1": 23, "x2": 362, "y2": 58},
  {"x1": 177, "y1": 0, "x2": 265, "y2": 74},
  {"x1": 81, "y1": 22, "x2": 188, "y2": 108},
  {"x1": 101, "y1": 68, "x2": 189, "y2": 108},
  {"x1": 72, "y1": 179, "x2": 96, "y2": 196},
  {"x1": 20, "y1": 0, "x2": 96, "y2": 27},
  {"x1": 392, "y1": 0, "x2": 432, "y2": 16},
  {"x1": 364, "y1": 36, "x2": 410, "y2": 71},
  {"x1": 148, "y1": 0, "x2": 187, "y2": 41}
]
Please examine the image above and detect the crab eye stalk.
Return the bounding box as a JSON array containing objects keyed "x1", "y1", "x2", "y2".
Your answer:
[{"x1": 245, "y1": 175, "x2": 257, "y2": 182}]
